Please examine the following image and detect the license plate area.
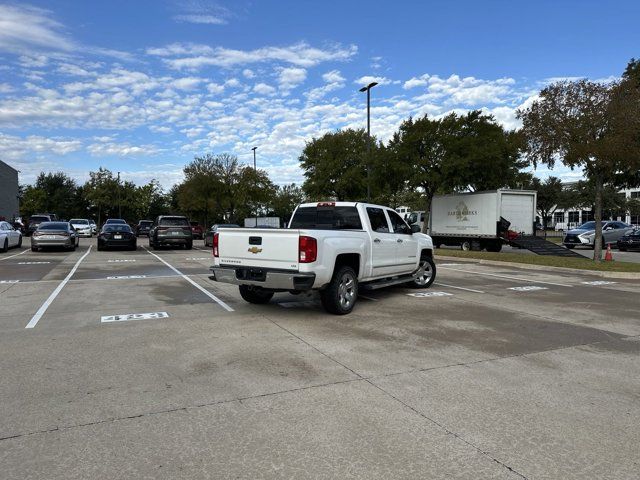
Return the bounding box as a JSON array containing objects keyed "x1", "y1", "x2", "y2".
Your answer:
[
  {"x1": 236, "y1": 268, "x2": 266, "y2": 282},
  {"x1": 114, "y1": 235, "x2": 122, "y2": 239}
]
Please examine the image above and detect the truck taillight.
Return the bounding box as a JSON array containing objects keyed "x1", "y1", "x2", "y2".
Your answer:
[
  {"x1": 213, "y1": 233, "x2": 219, "y2": 257},
  {"x1": 298, "y1": 236, "x2": 317, "y2": 263}
]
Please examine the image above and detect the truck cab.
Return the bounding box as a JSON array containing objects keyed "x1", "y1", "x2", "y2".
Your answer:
[{"x1": 210, "y1": 202, "x2": 436, "y2": 314}]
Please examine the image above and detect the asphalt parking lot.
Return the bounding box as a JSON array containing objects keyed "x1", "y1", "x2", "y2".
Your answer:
[{"x1": 1, "y1": 237, "x2": 639, "y2": 479}]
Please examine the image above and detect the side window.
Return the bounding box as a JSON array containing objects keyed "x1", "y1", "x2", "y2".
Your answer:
[
  {"x1": 366, "y1": 207, "x2": 389, "y2": 233},
  {"x1": 388, "y1": 210, "x2": 412, "y2": 234}
]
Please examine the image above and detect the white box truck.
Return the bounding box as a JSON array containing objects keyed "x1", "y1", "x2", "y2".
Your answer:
[
  {"x1": 427, "y1": 189, "x2": 537, "y2": 252},
  {"x1": 244, "y1": 217, "x2": 281, "y2": 228}
]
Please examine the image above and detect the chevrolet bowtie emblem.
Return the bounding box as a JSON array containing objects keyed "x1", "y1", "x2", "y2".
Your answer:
[{"x1": 248, "y1": 246, "x2": 262, "y2": 254}]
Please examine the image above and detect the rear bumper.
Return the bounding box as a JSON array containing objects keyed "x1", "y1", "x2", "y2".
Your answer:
[
  {"x1": 210, "y1": 266, "x2": 316, "y2": 290},
  {"x1": 154, "y1": 236, "x2": 191, "y2": 244},
  {"x1": 32, "y1": 238, "x2": 74, "y2": 247}
]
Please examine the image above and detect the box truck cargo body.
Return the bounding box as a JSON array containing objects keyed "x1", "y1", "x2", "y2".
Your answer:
[{"x1": 428, "y1": 190, "x2": 537, "y2": 251}]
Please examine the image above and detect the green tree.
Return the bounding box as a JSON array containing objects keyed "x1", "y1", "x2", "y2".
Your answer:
[
  {"x1": 529, "y1": 176, "x2": 563, "y2": 229},
  {"x1": 517, "y1": 69, "x2": 640, "y2": 261},
  {"x1": 19, "y1": 172, "x2": 81, "y2": 220},
  {"x1": 83, "y1": 168, "x2": 118, "y2": 225},
  {"x1": 300, "y1": 129, "x2": 372, "y2": 201},
  {"x1": 269, "y1": 184, "x2": 306, "y2": 224}
]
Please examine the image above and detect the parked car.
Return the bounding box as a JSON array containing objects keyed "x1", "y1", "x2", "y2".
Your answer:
[
  {"x1": 190, "y1": 221, "x2": 204, "y2": 239},
  {"x1": 26, "y1": 214, "x2": 53, "y2": 236},
  {"x1": 104, "y1": 218, "x2": 127, "y2": 226},
  {"x1": 210, "y1": 202, "x2": 435, "y2": 315},
  {"x1": 97, "y1": 224, "x2": 137, "y2": 251},
  {"x1": 563, "y1": 221, "x2": 635, "y2": 249},
  {"x1": 89, "y1": 220, "x2": 97, "y2": 235},
  {"x1": 617, "y1": 228, "x2": 640, "y2": 251},
  {"x1": 135, "y1": 220, "x2": 153, "y2": 237},
  {"x1": 204, "y1": 224, "x2": 240, "y2": 247},
  {"x1": 149, "y1": 215, "x2": 193, "y2": 249},
  {"x1": 0, "y1": 221, "x2": 23, "y2": 252},
  {"x1": 31, "y1": 222, "x2": 79, "y2": 251},
  {"x1": 69, "y1": 218, "x2": 93, "y2": 237}
]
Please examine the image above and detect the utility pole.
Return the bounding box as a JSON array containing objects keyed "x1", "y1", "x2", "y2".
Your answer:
[
  {"x1": 252, "y1": 147, "x2": 258, "y2": 227},
  {"x1": 359, "y1": 82, "x2": 378, "y2": 202},
  {"x1": 117, "y1": 171, "x2": 121, "y2": 218}
]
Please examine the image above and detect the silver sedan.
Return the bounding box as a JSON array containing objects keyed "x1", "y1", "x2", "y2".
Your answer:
[{"x1": 31, "y1": 222, "x2": 79, "y2": 252}]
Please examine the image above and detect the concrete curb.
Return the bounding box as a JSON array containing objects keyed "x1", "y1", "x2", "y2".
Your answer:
[{"x1": 435, "y1": 255, "x2": 640, "y2": 279}]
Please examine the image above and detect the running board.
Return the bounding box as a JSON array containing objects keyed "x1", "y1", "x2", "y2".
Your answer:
[{"x1": 360, "y1": 275, "x2": 414, "y2": 291}]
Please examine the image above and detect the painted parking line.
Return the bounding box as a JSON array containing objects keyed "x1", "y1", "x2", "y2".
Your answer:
[
  {"x1": 439, "y1": 266, "x2": 573, "y2": 287},
  {"x1": 101, "y1": 311, "x2": 169, "y2": 323},
  {"x1": 107, "y1": 259, "x2": 136, "y2": 263},
  {"x1": 106, "y1": 275, "x2": 148, "y2": 280},
  {"x1": 186, "y1": 257, "x2": 210, "y2": 261},
  {"x1": 25, "y1": 246, "x2": 93, "y2": 329},
  {"x1": 143, "y1": 247, "x2": 234, "y2": 312},
  {"x1": 407, "y1": 291, "x2": 453, "y2": 298},
  {"x1": 0, "y1": 249, "x2": 28, "y2": 261},
  {"x1": 434, "y1": 282, "x2": 485, "y2": 293},
  {"x1": 508, "y1": 286, "x2": 548, "y2": 292},
  {"x1": 18, "y1": 261, "x2": 50, "y2": 265},
  {"x1": 581, "y1": 281, "x2": 617, "y2": 286},
  {"x1": 0, "y1": 280, "x2": 20, "y2": 284}
]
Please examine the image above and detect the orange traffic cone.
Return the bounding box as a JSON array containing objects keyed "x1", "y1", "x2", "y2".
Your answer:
[{"x1": 604, "y1": 243, "x2": 613, "y2": 262}]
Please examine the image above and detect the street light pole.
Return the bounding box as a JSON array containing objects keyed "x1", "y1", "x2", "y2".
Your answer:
[
  {"x1": 359, "y1": 82, "x2": 378, "y2": 202},
  {"x1": 117, "y1": 171, "x2": 121, "y2": 218},
  {"x1": 252, "y1": 146, "x2": 258, "y2": 227}
]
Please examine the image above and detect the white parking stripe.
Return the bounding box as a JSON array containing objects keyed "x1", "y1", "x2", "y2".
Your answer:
[
  {"x1": 25, "y1": 246, "x2": 93, "y2": 329},
  {"x1": 434, "y1": 282, "x2": 485, "y2": 293},
  {"x1": 143, "y1": 247, "x2": 234, "y2": 312},
  {"x1": 0, "y1": 249, "x2": 28, "y2": 261},
  {"x1": 439, "y1": 266, "x2": 573, "y2": 287}
]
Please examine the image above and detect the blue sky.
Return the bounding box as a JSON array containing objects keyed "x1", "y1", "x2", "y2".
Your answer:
[{"x1": 1, "y1": 0, "x2": 638, "y2": 188}]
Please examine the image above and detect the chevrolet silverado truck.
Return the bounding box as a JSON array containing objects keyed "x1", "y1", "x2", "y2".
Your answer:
[{"x1": 209, "y1": 202, "x2": 436, "y2": 315}]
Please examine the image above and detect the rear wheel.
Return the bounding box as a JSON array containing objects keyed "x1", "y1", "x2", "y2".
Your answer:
[
  {"x1": 97, "y1": 244, "x2": 103, "y2": 251},
  {"x1": 320, "y1": 266, "x2": 358, "y2": 315},
  {"x1": 239, "y1": 285, "x2": 274, "y2": 304},
  {"x1": 31, "y1": 246, "x2": 38, "y2": 252},
  {"x1": 1, "y1": 239, "x2": 7, "y2": 253},
  {"x1": 185, "y1": 241, "x2": 193, "y2": 250},
  {"x1": 486, "y1": 241, "x2": 502, "y2": 252},
  {"x1": 461, "y1": 241, "x2": 471, "y2": 251},
  {"x1": 565, "y1": 245, "x2": 575, "y2": 249},
  {"x1": 407, "y1": 254, "x2": 436, "y2": 289},
  {"x1": 17, "y1": 236, "x2": 22, "y2": 248},
  {"x1": 619, "y1": 247, "x2": 627, "y2": 252}
]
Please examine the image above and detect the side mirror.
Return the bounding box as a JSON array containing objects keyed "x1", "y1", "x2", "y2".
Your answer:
[{"x1": 411, "y1": 224, "x2": 421, "y2": 234}]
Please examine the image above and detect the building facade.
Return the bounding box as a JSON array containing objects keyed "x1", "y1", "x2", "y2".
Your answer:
[
  {"x1": 0, "y1": 159, "x2": 19, "y2": 221},
  {"x1": 550, "y1": 186, "x2": 640, "y2": 230}
]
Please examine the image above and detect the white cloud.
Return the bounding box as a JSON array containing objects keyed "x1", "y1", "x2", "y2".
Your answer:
[
  {"x1": 87, "y1": 140, "x2": 158, "y2": 156},
  {"x1": 354, "y1": 75, "x2": 392, "y2": 87},
  {"x1": 0, "y1": 83, "x2": 14, "y2": 94},
  {"x1": 322, "y1": 70, "x2": 345, "y2": 84},
  {"x1": 173, "y1": 14, "x2": 227, "y2": 25},
  {"x1": 403, "y1": 74, "x2": 430, "y2": 89},
  {"x1": 411, "y1": 74, "x2": 517, "y2": 106},
  {"x1": 306, "y1": 70, "x2": 345, "y2": 102},
  {"x1": 253, "y1": 83, "x2": 276, "y2": 95},
  {"x1": 147, "y1": 42, "x2": 358, "y2": 70},
  {"x1": 206, "y1": 82, "x2": 225, "y2": 94},
  {"x1": 242, "y1": 69, "x2": 255, "y2": 79},
  {"x1": 0, "y1": 133, "x2": 81, "y2": 160},
  {"x1": 0, "y1": 4, "x2": 74, "y2": 54},
  {"x1": 171, "y1": 77, "x2": 203, "y2": 90},
  {"x1": 277, "y1": 67, "x2": 307, "y2": 91}
]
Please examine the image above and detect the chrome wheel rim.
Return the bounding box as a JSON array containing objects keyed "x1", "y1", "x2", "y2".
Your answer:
[
  {"x1": 413, "y1": 260, "x2": 433, "y2": 286},
  {"x1": 338, "y1": 273, "x2": 356, "y2": 309}
]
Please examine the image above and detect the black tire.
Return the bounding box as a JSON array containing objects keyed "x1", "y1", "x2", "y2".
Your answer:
[
  {"x1": 1, "y1": 239, "x2": 7, "y2": 253},
  {"x1": 486, "y1": 241, "x2": 502, "y2": 252},
  {"x1": 320, "y1": 266, "x2": 358, "y2": 315},
  {"x1": 565, "y1": 245, "x2": 575, "y2": 249},
  {"x1": 619, "y1": 247, "x2": 627, "y2": 252},
  {"x1": 18, "y1": 236, "x2": 22, "y2": 248},
  {"x1": 31, "y1": 246, "x2": 38, "y2": 252},
  {"x1": 239, "y1": 285, "x2": 274, "y2": 304},
  {"x1": 461, "y1": 241, "x2": 471, "y2": 251},
  {"x1": 185, "y1": 241, "x2": 193, "y2": 250},
  {"x1": 97, "y1": 244, "x2": 103, "y2": 251},
  {"x1": 407, "y1": 254, "x2": 436, "y2": 289}
]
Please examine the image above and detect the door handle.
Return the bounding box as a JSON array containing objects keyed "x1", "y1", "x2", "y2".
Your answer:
[
  {"x1": 397, "y1": 239, "x2": 403, "y2": 243},
  {"x1": 374, "y1": 238, "x2": 381, "y2": 243}
]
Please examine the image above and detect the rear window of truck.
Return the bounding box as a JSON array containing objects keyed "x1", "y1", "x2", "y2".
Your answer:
[{"x1": 289, "y1": 206, "x2": 363, "y2": 230}]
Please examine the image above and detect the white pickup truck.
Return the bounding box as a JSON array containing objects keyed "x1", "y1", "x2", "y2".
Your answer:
[{"x1": 210, "y1": 202, "x2": 436, "y2": 314}]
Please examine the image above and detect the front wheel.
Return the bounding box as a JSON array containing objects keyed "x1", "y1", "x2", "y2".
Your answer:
[
  {"x1": 565, "y1": 244, "x2": 575, "y2": 249},
  {"x1": 239, "y1": 285, "x2": 274, "y2": 304},
  {"x1": 185, "y1": 241, "x2": 193, "y2": 250},
  {"x1": 407, "y1": 255, "x2": 436, "y2": 289},
  {"x1": 619, "y1": 247, "x2": 627, "y2": 252},
  {"x1": 461, "y1": 241, "x2": 471, "y2": 251},
  {"x1": 1, "y1": 239, "x2": 7, "y2": 253},
  {"x1": 320, "y1": 266, "x2": 358, "y2": 315},
  {"x1": 18, "y1": 236, "x2": 22, "y2": 248}
]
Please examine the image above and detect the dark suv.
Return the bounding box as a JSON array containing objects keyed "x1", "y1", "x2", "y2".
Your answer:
[
  {"x1": 136, "y1": 220, "x2": 153, "y2": 237},
  {"x1": 26, "y1": 214, "x2": 53, "y2": 236},
  {"x1": 149, "y1": 215, "x2": 193, "y2": 249}
]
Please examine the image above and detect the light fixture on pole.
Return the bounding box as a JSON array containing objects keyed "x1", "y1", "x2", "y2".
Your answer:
[
  {"x1": 117, "y1": 171, "x2": 121, "y2": 218},
  {"x1": 359, "y1": 82, "x2": 378, "y2": 202},
  {"x1": 251, "y1": 147, "x2": 258, "y2": 227}
]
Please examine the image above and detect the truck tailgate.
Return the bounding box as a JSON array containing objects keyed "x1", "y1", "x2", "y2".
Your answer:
[{"x1": 218, "y1": 228, "x2": 300, "y2": 270}]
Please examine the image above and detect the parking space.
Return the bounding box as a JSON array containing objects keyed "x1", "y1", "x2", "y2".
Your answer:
[{"x1": 1, "y1": 236, "x2": 639, "y2": 479}]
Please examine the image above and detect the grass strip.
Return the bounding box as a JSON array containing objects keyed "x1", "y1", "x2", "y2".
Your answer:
[{"x1": 436, "y1": 249, "x2": 640, "y2": 272}]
